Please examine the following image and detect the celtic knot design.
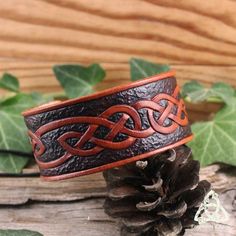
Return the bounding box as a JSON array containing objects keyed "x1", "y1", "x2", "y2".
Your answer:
[{"x1": 28, "y1": 86, "x2": 189, "y2": 169}]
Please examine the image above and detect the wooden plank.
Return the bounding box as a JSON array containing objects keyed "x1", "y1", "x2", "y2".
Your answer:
[
  {"x1": 0, "y1": 173, "x2": 106, "y2": 205},
  {"x1": 0, "y1": 199, "x2": 120, "y2": 236},
  {"x1": 0, "y1": 165, "x2": 235, "y2": 235},
  {"x1": 186, "y1": 102, "x2": 223, "y2": 123},
  {"x1": 0, "y1": 0, "x2": 236, "y2": 65},
  {"x1": 199, "y1": 165, "x2": 236, "y2": 192},
  {"x1": 0, "y1": 0, "x2": 236, "y2": 95},
  {"x1": 0, "y1": 62, "x2": 236, "y2": 95},
  {"x1": 0, "y1": 164, "x2": 235, "y2": 205},
  {"x1": 0, "y1": 189, "x2": 235, "y2": 236},
  {"x1": 0, "y1": 1, "x2": 235, "y2": 95}
]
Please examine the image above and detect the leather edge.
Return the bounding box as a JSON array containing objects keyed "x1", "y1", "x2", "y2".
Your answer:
[
  {"x1": 22, "y1": 71, "x2": 175, "y2": 116},
  {"x1": 40, "y1": 134, "x2": 193, "y2": 181}
]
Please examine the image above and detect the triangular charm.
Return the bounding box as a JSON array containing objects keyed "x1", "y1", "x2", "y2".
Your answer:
[{"x1": 194, "y1": 190, "x2": 229, "y2": 224}]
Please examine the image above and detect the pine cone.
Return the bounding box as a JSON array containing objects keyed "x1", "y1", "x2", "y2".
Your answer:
[{"x1": 103, "y1": 145, "x2": 211, "y2": 236}]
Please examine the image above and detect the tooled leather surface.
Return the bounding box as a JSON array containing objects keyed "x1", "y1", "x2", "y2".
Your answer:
[{"x1": 24, "y1": 76, "x2": 192, "y2": 177}]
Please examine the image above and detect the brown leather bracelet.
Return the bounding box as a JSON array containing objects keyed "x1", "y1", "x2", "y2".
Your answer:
[{"x1": 22, "y1": 71, "x2": 192, "y2": 181}]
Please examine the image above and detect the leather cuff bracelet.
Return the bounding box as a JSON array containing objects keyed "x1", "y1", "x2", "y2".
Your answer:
[{"x1": 22, "y1": 71, "x2": 192, "y2": 181}]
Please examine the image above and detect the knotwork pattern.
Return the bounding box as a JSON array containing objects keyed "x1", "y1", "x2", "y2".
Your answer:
[{"x1": 29, "y1": 86, "x2": 188, "y2": 169}]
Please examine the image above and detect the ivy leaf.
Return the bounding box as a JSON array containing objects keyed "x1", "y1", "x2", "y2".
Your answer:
[
  {"x1": 181, "y1": 81, "x2": 205, "y2": 101},
  {"x1": 211, "y1": 82, "x2": 235, "y2": 104},
  {"x1": 182, "y1": 81, "x2": 235, "y2": 105},
  {"x1": 0, "y1": 73, "x2": 19, "y2": 92},
  {"x1": 0, "y1": 93, "x2": 42, "y2": 173},
  {"x1": 53, "y1": 64, "x2": 106, "y2": 98},
  {"x1": 188, "y1": 100, "x2": 236, "y2": 166},
  {"x1": 130, "y1": 58, "x2": 170, "y2": 81},
  {"x1": 0, "y1": 229, "x2": 43, "y2": 236}
]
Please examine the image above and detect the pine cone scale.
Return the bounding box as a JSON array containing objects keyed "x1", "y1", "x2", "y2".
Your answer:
[{"x1": 104, "y1": 145, "x2": 211, "y2": 236}]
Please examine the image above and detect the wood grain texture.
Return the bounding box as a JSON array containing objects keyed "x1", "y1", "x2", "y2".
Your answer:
[
  {"x1": 0, "y1": 0, "x2": 236, "y2": 95},
  {"x1": 0, "y1": 199, "x2": 235, "y2": 236},
  {"x1": 0, "y1": 165, "x2": 235, "y2": 236},
  {"x1": 0, "y1": 198, "x2": 235, "y2": 236},
  {"x1": 0, "y1": 164, "x2": 235, "y2": 206},
  {"x1": 0, "y1": 199, "x2": 119, "y2": 236},
  {"x1": 0, "y1": 173, "x2": 106, "y2": 205},
  {"x1": 1, "y1": 62, "x2": 236, "y2": 94}
]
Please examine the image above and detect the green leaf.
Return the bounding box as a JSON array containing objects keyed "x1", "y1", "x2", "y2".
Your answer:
[
  {"x1": 0, "y1": 93, "x2": 42, "y2": 173},
  {"x1": 182, "y1": 80, "x2": 235, "y2": 104},
  {"x1": 0, "y1": 73, "x2": 19, "y2": 92},
  {"x1": 211, "y1": 82, "x2": 235, "y2": 105},
  {"x1": 0, "y1": 229, "x2": 43, "y2": 236},
  {"x1": 53, "y1": 64, "x2": 106, "y2": 98},
  {"x1": 130, "y1": 58, "x2": 170, "y2": 81},
  {"x1": 188, "y1": 100, "x2": 236, "y2": 166},
  {"x1": 30, "y1": 92, "x2": 53, "y2": 104},
  {"x1": 181, "y1": 81, "x2": 205, "y2": 100}
]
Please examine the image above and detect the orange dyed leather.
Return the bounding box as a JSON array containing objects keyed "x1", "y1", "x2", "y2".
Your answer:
[{"x1": 29, "y1": 86, "x2": 188, "y2": 169}]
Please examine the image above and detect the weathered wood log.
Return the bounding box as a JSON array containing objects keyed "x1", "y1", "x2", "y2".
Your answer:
[
  {"x1": 0, "y1": 190, "x2": 235, "y2": 236},
  {"x1": 0, "y1": 199, "x2": 119, "y2": 236},
  {"x1": 200, "y1": 164, "x2": 236, "y2": 192},
  {"x1": 0, "y1": 164, "x2": 235, "y2": 205},
  {"x1": 0, "y1": 173, "x2": 106, "y2": 205},
  {"x1": 0, "y1": 164, "x2": 235, "y2": 235}
]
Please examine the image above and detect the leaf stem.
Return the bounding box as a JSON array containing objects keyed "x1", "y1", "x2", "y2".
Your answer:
[
  {"x1": 0, "y1": 149, "x2": 34, "y2": 158},
  {"x1": 0, "y1": 172, "x2": 40, "y2": 177},
  {"x1": 183, "y1": 96, "x2": 224, "y2": 104}
]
